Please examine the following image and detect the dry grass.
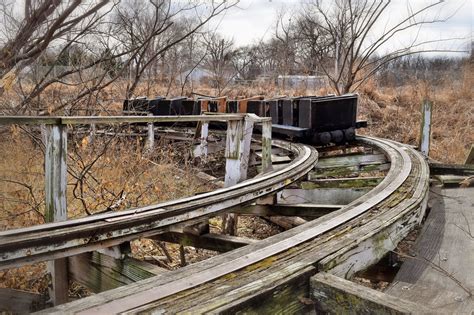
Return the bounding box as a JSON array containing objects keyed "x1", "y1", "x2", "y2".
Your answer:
[
  {"x1": 0, "y1": 128, "x2": 211, "y2": 294},
  {"x1": 358, "y1": 67, "x2": 473, "y2": 163}
]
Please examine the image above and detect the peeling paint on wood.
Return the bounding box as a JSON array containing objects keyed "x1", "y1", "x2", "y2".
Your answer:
[{"x1": 43, "y1": 124, "x2": 69, "y2": 306}]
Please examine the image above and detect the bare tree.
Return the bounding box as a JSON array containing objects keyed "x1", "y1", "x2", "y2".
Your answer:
[
  {"x1": 0, "y1": 0, "x2": 238, "y2": 114},
  {"x1": 202, "y1": 32, "x2": 236, "y2": 95},
  {"x1": 0, "y1": 0, "x2": 109, "y2": 97},
  {"x1": 295, "y1": 0, "x2": 464, "y2": 94}
]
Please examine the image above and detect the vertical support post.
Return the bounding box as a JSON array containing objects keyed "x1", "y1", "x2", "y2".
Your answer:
[
  {"x1": 239, "y1": 116, "x2": 254, "y2": 182},
  {"x1": 224, "y1": 120, "x2": 243, "y2": 186},
  {"x1": 88, "y1": 123, "x2": 96, "y2": 144},
  {"x1": 200, "y1": 122, "x2": 209, "y2": 158},
  {"x1": 261, "y1": 120, "x2": 273, "y2": 173},
  {"x1": 465, "y1": 145, "x2": 474, "y2": 165},
  {"x1": 222, "y1": 119, "x2": 243, "y2": 235},
  {"x1": 44, "y1": 123, "x2": 69, "y2": 305},
  {"x1": 419, "y1": 99, "x2": 432, "y2": 157},
  {"x1": 146, "y1": 113, "x2": 154, "y2": 151}
]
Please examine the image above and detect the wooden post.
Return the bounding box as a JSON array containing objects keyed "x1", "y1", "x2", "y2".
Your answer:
[
  {"x1": 44, "y1": 124, "x2": 69, "y2": 305},
  {"x1": 239, "y1": 117, "x2": 254, "y2": 181},
  {"x1": 224, "y1": 120, "x2": 243, "y2": 186},
  {"x1": 419, "y1": 99, "x2": 432, "y2": 157},
  {"x1": 222, "y1": 119, "x2": 244, "y2": 235},
  {"x1": 200, "y1": 122, "x2": 209, "y2": 158},
  {"x1": 261, "y1": 120, "x2": 273, "y2": 173},
  {"x1": 88, "y1": 123, "x2": 96, "y2": 144},
  {"x1": 465, "y1": 145, "x2": 474, "y2": 165},
  {"x1": 146, "y1": 113, "x2": 154, "y2": 151}
]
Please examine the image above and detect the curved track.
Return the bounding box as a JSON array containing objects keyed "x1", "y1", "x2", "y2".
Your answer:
[
  {"x1": 39, "y1": 136, "x2": 430, "y2": 314},
  {"x1": 0, "y1": 140, "x2": 318, "y2": 269}
]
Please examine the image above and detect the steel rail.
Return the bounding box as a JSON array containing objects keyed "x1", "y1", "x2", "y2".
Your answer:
[
  {"x1": 0, "y1": 141, "x2": 318, "y2": 270},
  {"x1": 43, "y1": 136, "x2": 418, "y2": 314}
]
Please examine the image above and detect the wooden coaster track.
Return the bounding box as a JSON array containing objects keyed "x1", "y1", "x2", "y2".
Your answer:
[
  {"x1": 38, "y1": 136, "x2": 429, "y2": 314},
  {"x1": 0, "y1": 114, "x2": 430, "y2": 313},
  {"x1": 0, "y1": 140, "x2": 317, "y2": 270}
]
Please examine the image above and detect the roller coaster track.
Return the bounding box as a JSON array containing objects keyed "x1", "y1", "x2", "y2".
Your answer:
[
  {"x1": 0, "y1": 140, "x2": 317, "y2": 269},
  {"x1": 26, "y1": 134, "x2": 429, "y2": 314}
]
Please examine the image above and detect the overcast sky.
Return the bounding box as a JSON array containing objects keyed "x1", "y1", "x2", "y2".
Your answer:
[{"x1": 209, "y1": 0, "x2": 472, "y2": 55}]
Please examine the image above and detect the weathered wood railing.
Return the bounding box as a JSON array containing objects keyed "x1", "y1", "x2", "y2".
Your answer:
[{"x1": 0, "y1": 114, "x2": 272, "y2": 305}]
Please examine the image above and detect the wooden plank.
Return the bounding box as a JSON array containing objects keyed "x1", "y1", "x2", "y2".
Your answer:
[
  {"x1": 236, "y1": 203, "x2": 342, "y2": 217},
  {"x1": 429, "y1": 162, "x2": 474, "y2": 176},
  {"x1": 278, "y1": 187, "x2": 371, "y2": 205},
  {"x1": 434, "y1": 175, "x2": 471, "y2": 187},
  {"x1": 153, "y1": 232, "x2": 257, "y2": 252},
  {"x1": 1, "y1": 115, "x2": 270, "y2": 126},
  {"x1": 62, "y1": 115, "x2": 246, "y2": 124},
  {"x1": 0, "y1": 116, "x2": 62, "y2": 125},
  {"x1": 302, "y1": 176, "x2": 383, "y2": 189},
  {"x1": 0, "y1": 288, "x2": 47, "y2": 313},
  {"x1": 254, "y1": 152, "x2": 291, "y2": 163},
  {"x1": 311, "y1": 272, "x2": 431, "y2": 314},
  {"x1": 419, "y1": 99, "x2": 432, "y2": 156},
  {"x1": 68, "y1": 251, "x2": 166, "y2": 293},
  {"x1": 43, "y1": 124, "x2": 69, "y2": 306},
  {"x1": 264, "y1": 216, "x2": 307, "y2": 230},
  {"x1": 387, "y1": 187, "x2": 474, "y2": 313},
  {"x1": 309, "y1": 163, "x2": 390, "y2": 179},
  {"x1": 316, "y1": 153, "x2": 387, "y2": 169},
  {"x1": 207, "y1": 267, "x2": 317, "y2": 314}
]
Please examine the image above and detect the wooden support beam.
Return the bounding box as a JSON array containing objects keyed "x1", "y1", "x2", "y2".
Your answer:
[
  {"x1": 239, "y1": 116, "x2": 254, "y2": 181},
  {"x1": 434, "y1": 175, "x2": 472, "y2": 187},
  {"x1": 429, "y1": 162, "x2": 474, "y2": 176},
  {"x1": 224, "y1": 120, "x2": 243, "y2": 186},
  {"x1": 279, "y1": 187, "x2": 370, "y2": 205},
  {"x1": 261, "y1": 120, "x2": 273, "y2": 173},
  {"x1": 419, "y1": 99, "x2": 432, "y2": 156},
  {"x1": 309, "y1": 163, "x2": 390, "y2": 179},
  {"x1": 68, "y1": 251, "x2": 166, "y2": 293},
  {"x1": 146, "y1": 113, "x2": 154, "y2": 151},
  {"x1": 43, "y1": 124, "x2": 69, "y2": 306},
  {"x1": 153, "y1": 232, "x2": 257, "y2": 252},
  {"x1": 253, "y1": 152, "x2": 290, "y2": 164},
  {"x1": 0, "y1": 288, "x2": 47, "y2": 313},
  {"x1": 199, "y1": 122, "x2": 209, "y2": 158},
  {"x1": 236, "y1": 204, "x2": 342, "y2": 217},
  {"x1": 316, "y1": 153, "x2": 387, "y2": 169},
  {"x1": 88, "y1": 123, "x2": 96, "y2": 144},
  {"x1": 264, "y1": 216, "x2": 307, "y2": 230},
  {"x1": 222, "y1": 117, "x2": 253, "y2": 235},
  {"x1": 223, "y1": 120, "x2": 244, "y2": 235},
  {"x1": 301, "y1": 176, "x2": 383, "y2": 189},
  {"x1": 311, "y1": 272, "x2": 431, "y2": 314}
]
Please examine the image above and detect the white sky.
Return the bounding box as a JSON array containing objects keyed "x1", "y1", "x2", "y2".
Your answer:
[{"x1": 209, "y1": 0, "x2": 473, "y2": 55}]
